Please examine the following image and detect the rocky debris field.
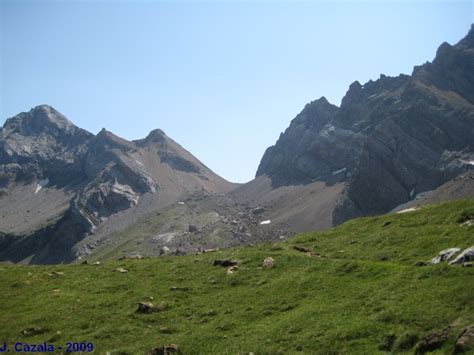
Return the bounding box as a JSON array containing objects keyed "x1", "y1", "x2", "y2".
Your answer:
[{"x1": 81, "y1": 190, "x2": 294, "y2": 262}]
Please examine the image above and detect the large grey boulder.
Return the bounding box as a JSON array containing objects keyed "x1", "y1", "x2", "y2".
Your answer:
[
  {"x1": 429, "y1": 248, "x2": 461, "y2": 264},
  {"x1": 450, "y1": 246, "x2": 474, "y2": 265}
]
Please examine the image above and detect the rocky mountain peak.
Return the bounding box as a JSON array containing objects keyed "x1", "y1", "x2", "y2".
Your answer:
[
  {"x1": 412, "y1": 24, "x2": 474, "y2": 104},
  {"x1": 30, "y1": 104, "x2": 75, "y2": 129},
  {"x1": 94, "y1": 128, "x2": 134, "y2": 151},
  {"x1": 256, "y1": 25, "x2": 474, "y2": 225},
  {"x1": 458, "y1": 23, "x2": 474, "y2": 47},
  {"x1": 340, "y1": 81, "x2": 363, "y2": 108},
  {"x1": 0, "y1": 106, "x2": 93, "y2": 178},
  {"x1": 1, "y1": 104, "x2": 80, "y2": 137},
  {"x1": 0, "y1": 105, "x2": 236, "y2": 264},
  {"x1": 291, "y1": 96, "x2": 338, "y2": 129},
  {"x1": 435, "y1": 41, "x2": 452, "y2": 58},
  {"x1": 143, "y1": 128, "x2": 167, "y2": 144}
]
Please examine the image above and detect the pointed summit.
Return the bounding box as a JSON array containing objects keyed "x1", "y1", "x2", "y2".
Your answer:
[
  {"x1": 1, "y1": 105, "x2": 92, "y2": 140},
  {"x1": 145, "y1": 128, "x2": 167, "y2": 142},
  {"x1": 457, "y1": 23, "x2": 474, "y2": 48},
  {"x1": 30, "y1": 104, "x2": 75, "y2": 128},
  {"x1": 94, "y1": 128, "x2": 134, "y2": 151}
]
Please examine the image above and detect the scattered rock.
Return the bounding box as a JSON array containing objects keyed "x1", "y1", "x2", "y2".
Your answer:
[
  {"x1": 188, "y1": 225, "x2": 198, "y2": 233},
  {"x1": 415, "y1": 326, "x2": 450, "y2": 353},
  {"x1": 93, "y1": 261, "x2": 101, "y2": 266},
  {"x1": 430, "y1": 248, "x2": 460, "y2": 264},
  {"x1": 116, "y1": 268, "x2": 129, "y2": 273},
  {"x1": 238, "y1": 225, "x2": 247, "y2": 233},
  {"x1": 450, "y1": 246, "x2": 474, "y2": 265},
  {"x1": 159, "y1": 326, "x2": 172, "y2": 334},
  {"x1": 294, "y1": 245, "x2": 312, "y2": 253},
  {"x1": 293, "y1": 245, "x2": 321, "y2": 257},
  {"x1": 461, "y1": 262, "x2": 473, "y2": 267},
  {"x1": 160, "y1": 246, "x2": 172, "y2": 255},
  {"x1": 262, "y1": 257, "x2": 275, "y2": 268},
  {"x1": 382, "y1": 221, "x2": 392, "y2": 227},
  {"x1": 129, "y1": 254, "x2": 142, "y2": 260},
  {"x1": 136, "y1": 302, "x2": 155, "y2": 314},
  {"x1": 147, "y1": 344, "x2": 178, "y2": 355},
  {"x1": 415, "y1": 261, "x2": 427, "y2": 267},
  {"x1": 252, "y1": 207, "x2": 265, "y2": 215},
  {"x1": 136, "y1": 302, "x2": 167, "y2": 313},
  {"x1": 170, "y1": 286, "x2": 189, "y2": 291},
  {"x1": 21, "y1": 327, "x2": 46, "y2": 336},
  {"x1": 227, "y1": 265, "x2": 238, "y2": 275},
  {"x1": 454, "y1": 325, "x2": 474, "y2": 353},
  {"x1": 349, "y1": 240, "x2": 357, "y2": 244},
  {"x1": 49, "y1": 271, "x2": 64, "y2": 276},
  {"x1": 213, "y1": 259, "x2": 238, "y2": 267},
  {"x1": 203, "y1": 248, "x2": 219, "y2": 253}
]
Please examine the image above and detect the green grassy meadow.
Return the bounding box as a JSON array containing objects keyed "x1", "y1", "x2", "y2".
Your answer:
[{"x1": 1, "y1": 199, "x2": 473, "y2": 354}]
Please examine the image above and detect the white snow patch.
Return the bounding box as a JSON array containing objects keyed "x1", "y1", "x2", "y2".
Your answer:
[
  {"x1": 397, "y1": 207, "x2": 419, "y2": 214},
  {"x1": 260, "y1": 220, "x2": 271, "y2": 225},
  {"x1": 410, "y1": 188, "x2": 415, "y2": 197},
  {"x1": 153, "y1": 232, "x2": 177, "y2": 243},
  {"x1": 34, "y1": 178, "x2": 49, "y2": 194},
  {"x1": 134, "y1": 159, "x2": 145, "y2": 168},
  {"x1": 332, "y1": 167, "x2": 347, "y2": 176},
  {"x1": 177, "y1": 201, "x2": 185, "y2": 205}
]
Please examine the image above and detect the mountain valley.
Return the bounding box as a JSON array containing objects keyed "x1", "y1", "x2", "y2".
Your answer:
[{"x1": 2, "y1": 27, "x2": 474, "y2": 264}]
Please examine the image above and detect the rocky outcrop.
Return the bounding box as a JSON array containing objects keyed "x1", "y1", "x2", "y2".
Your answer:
[
  {"x1": 454, "y1": 325, "x2": 474, "y2": 353},
  {"x1": 450, "y1": 246, "x2": 474, "y2": 265},
  {"x1": 256, "y1": 26, "x2": 474, "y2": 225},
  {"x1": 256, "y1": 97, "x2": 340, "y2": 186},
  {"x1": 429, "y1": 248, "x2": 460, "y2": 264},
  {"x1": 0, "y1": 105, "x2": 93, "y2": 188}
]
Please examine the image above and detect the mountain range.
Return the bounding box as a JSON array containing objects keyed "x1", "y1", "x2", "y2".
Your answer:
[{"x1": 1, "y1": 25, "x2": 473, "y2": 264}]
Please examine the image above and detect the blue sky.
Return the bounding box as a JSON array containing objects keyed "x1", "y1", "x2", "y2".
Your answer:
[{"x1": 1, "y1": 0, "x2": 472, "y2": 183}]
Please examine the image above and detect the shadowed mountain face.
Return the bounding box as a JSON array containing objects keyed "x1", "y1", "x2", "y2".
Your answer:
[
  {"x1": 0, "y1": 106, "x2": 235, "y2": 264},
  {"x1": 256, "y1": 25, "x2": 474, "y2": 225}
]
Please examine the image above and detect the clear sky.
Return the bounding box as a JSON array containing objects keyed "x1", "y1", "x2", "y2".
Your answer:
[{"x1": 1, "y1": 0, "x2": 472, "y2": 183}]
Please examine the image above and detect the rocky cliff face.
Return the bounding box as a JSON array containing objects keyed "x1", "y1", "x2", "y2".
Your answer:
[
  {"x1": 0, "y1": 106, "x2": 235, "y2": 263},
  {"x1": 257, "y1": 25, "x2": 474, "y2": 224},
  {"x1": 0, "y1": 105, "x2": 94, "y2": 188}
]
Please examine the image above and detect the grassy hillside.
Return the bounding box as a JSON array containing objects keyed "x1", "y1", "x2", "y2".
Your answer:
[{"x1": 1, "y1": 199, "x2": 473, "y2": 354}]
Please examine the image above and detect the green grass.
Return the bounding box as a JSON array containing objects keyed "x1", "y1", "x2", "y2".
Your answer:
[{"x1": 1, "y1": 199, "x2": 473, "y2": 354}]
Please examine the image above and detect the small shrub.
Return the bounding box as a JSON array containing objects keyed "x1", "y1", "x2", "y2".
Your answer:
[
  {"x1": 394, "y1": 332, "x2": 418, "y2": 351},
  {"x1": 456, "y1": 210, "x2": 473, "y2": 223},
  {"x1": 378, "y1": 334, "x2": 396, "y2": 351}
]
